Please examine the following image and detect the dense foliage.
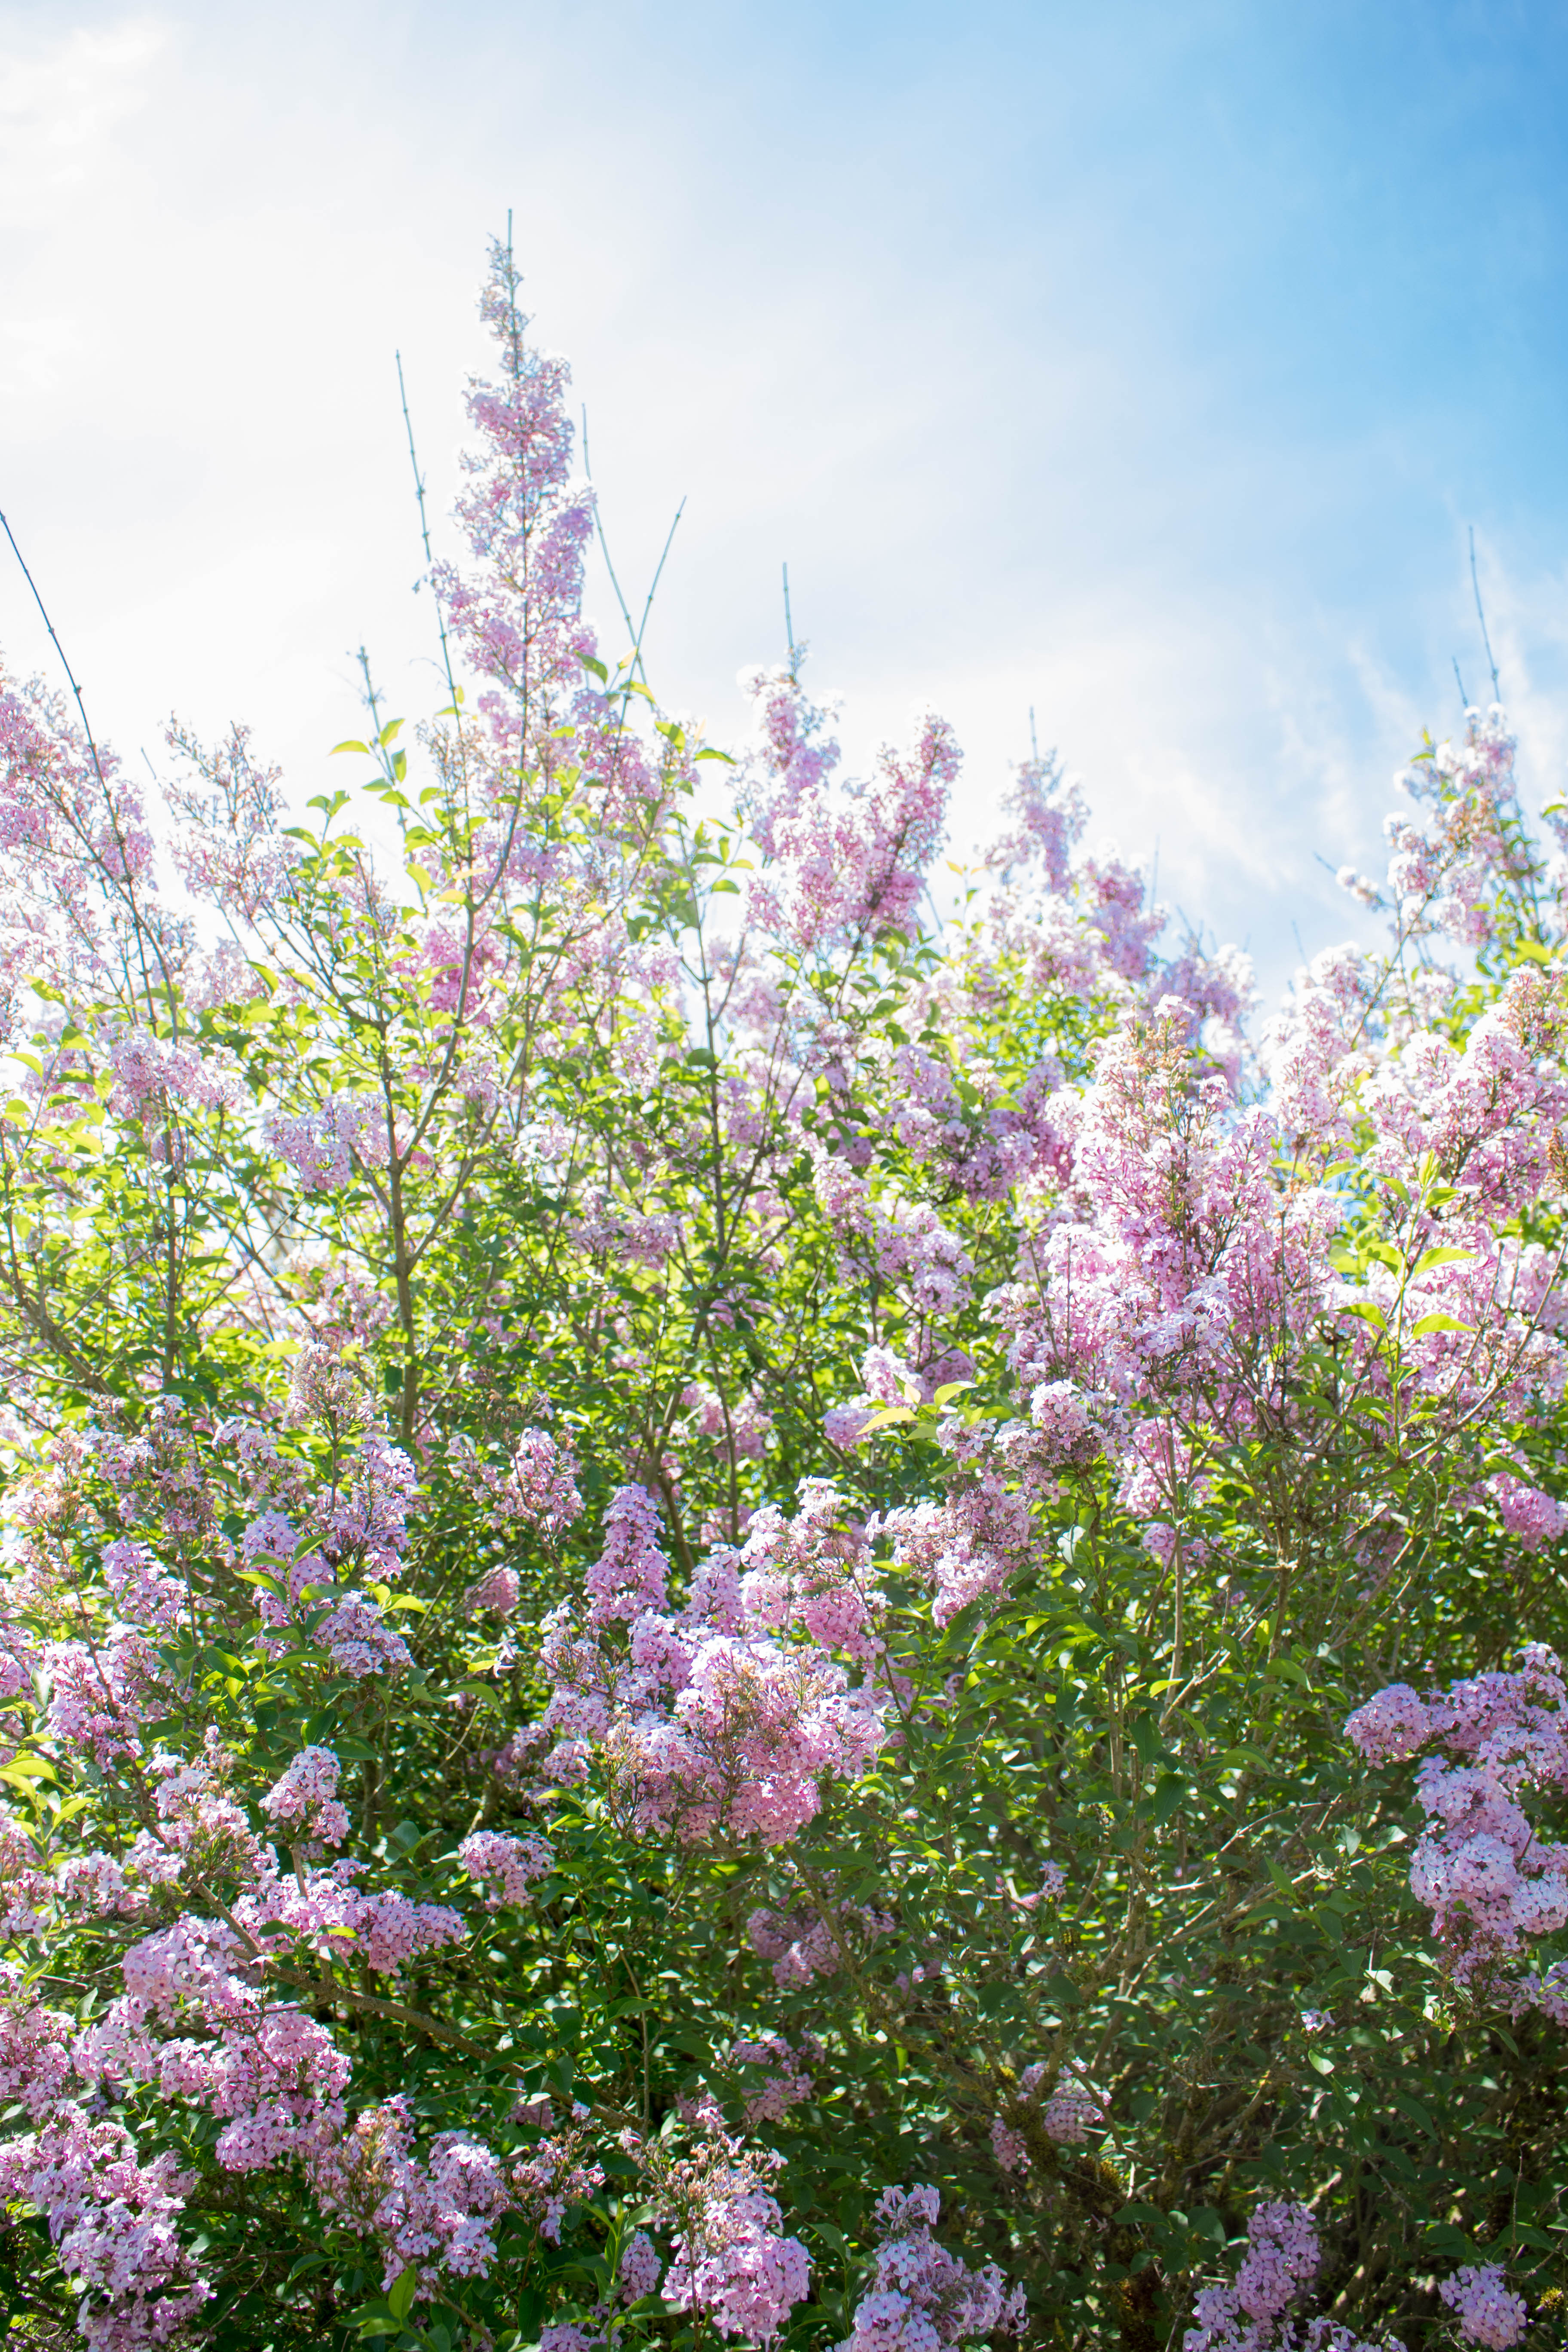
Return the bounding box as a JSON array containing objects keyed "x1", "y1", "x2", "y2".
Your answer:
[{"x1": 1, "y1": 240, "x2": 1567, "y2": 2352}]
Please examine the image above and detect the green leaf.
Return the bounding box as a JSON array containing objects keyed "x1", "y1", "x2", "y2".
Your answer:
[
  {"x1": 1422, "y1": 2223, "x2": 1479, "y2": 2261},
  {"x1": 858, "y1": 1405, "x2": 916, "y2": 1433},
  {"x1": 1410, "y1": 1311, "x2": 1472, "y2": 1336},
  {"x1": 388, "y1": 2264, "x2": 419, "y2": 2323},
  {"x1": 1267, "y1": 1654, "x2": 1311, "y2": 1687},
  {"x1": 331, "y1": 739, "x2": 371, "y2": 756},
  {"x1": 1410, "y1": 1246, "x2": 1475, "y2": 1276},
  {"x1": 347, "y1": 2301, "x2": 400, "y2": 2339}
]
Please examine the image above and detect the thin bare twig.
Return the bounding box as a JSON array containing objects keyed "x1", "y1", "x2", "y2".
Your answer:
[{"x1": 1469, "y1": 524, "x2": 1502, "y2": 703}]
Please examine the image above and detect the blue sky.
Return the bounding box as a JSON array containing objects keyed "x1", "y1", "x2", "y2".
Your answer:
[{"x1": 3, "y1": 0, "x2": 1568, "y2": 996}]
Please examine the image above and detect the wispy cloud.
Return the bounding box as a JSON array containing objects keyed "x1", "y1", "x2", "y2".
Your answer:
[{"x1": 0, "y1": 18, "x2": 165, "y2": 200}]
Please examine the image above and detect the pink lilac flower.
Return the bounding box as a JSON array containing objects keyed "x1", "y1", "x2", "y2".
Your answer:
[
  {"x1": 352, "y1": 1891, "x2": 466, "y2": 1976},
  {"x1": 843, "y1": 2184, "x2": 1024, "y2": 2352},
  {"x1": 745, "y1": 1899, "x2": 892, "y2": 1988},
  {"x1": 535, "y1": 1488, "x2": 890, "y2": 1847},
  {"x1": 456, "y1": 1426, "x2": 582, "y2": 1537},
  {"x1": 464, "y1": 1564, "x2": 521, "y2": 1616},
  {"x1": 742, "y1": 693, "x2": 956, "y2": 956},
  {"x1": 876, "y1": 1480, "x2": 1032, "y2": 1630},
  {"x1": 542, "y1": 2327, "x2": 605, "y2": 2352},
  {"x1": 0, "y1": 1963, "x2": 77, "y2": 2117},
  {"x1": 262, "y1": 1746, "x2": 349, "y2": 1846},
  {"x1": 101, "y1": 1538, "x2": 184, "y2": 1631},
  {"x1": 324, "y1": 1434, "x2": 420, "y2": 1578},
  {"x1": 664, "y1": 2185, "x2": 811, "y2": 2345},
  {"x1": 311, "y1": 2098, "x2": 515, "y2": 2291},
  {"x1": 0, "y1": 2106, "x2": 211, "y2": 2350},
  {"x1": 1343, "y1": 1684, "x2": 1431, "y2": 1764},
  {"x1": 609, "y1": 1635, "x2": 885, "y2": 1844},
  {"x1": 459, "y1": 1830, "x2": 554, "y2": 1908},
  {"x1": 1346, "y1": 1644, "x2": 1568, "y2": 2004},
  {"x1": 0, "y1": 1811, "x2": 55, "y2": 1938},
  {"x1": 990, "y1": 2059, "x2": 1103, "y2": 2169},
  {"x1": 825, "y1": 1403, "x2": 882, "y2": 1449},
  {"x1": 732, "y1": 662, "x2": 842, "y2": 858},
  {"x1": 1485, "y1": 1472, "x2": 1568, "y2": 1553},
  {"x1": 45, "y1": 1629, "x2": 161, "y2": 1766},
  {"x1": 620, "y1": 2226, "x2": 664, "y2": 2302},
  {"x1": 510, "y1": 2111, "x2": 605, "y2": 2243},
  {"x1": 584, "y1": 1484, "x2": 670, "y2": 1623},
  {"x1": 1439, "y1": 2266, "x2": 1527, "y2": 2350},
  {"x1": 812, "y1": 1155, "x2": 975, "y2": 1320},
  {"x1": 287, "y1": 1337, "x2": 371, "y2": 1429},
  {"x1": 106, "y1": 1028, "x2": 239, "y2": 1166},
  {"x1": 738, "y1": 1482, "x2": 885, "y2": 1664},
  {"x1": 987, "y1": 744, "x2": 1087, "y2": 894},
  {"x1": 1183, "y1": 2202, "x2": 1320, "y2": 2352},
  {"x1": 728, "y1": 2034, "x2": 816, "y2": 2125},
  {"x1": 685, "y1": 1381, "x2": 774, "y2": 1466},
  {"x1": 1041, "y1": 2064, "x2": 1103, "y2": 2144},
  {"x1": 267, "y1": 1097, "x2": 386, "y2": 1195},
  {"x1": 312, "y1": 1591, "x2": 413, "y2": 1679}
]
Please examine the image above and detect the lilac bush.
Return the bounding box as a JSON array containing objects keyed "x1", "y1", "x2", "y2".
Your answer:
[{"x1": 0, "y1": 236, "x2": 1563, "y2": 2349}]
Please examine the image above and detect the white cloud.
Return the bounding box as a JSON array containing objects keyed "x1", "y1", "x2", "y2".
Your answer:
[{"x1": 0, "y1": 18, "x2": 165, "y2": 193}]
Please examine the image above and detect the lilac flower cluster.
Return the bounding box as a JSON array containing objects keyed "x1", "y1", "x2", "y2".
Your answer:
[
  {"x1": 1438, "y1": 2266, "x2": 1528, "y2": 2349},
  {"x1": 619, "y1": 2228, "x2": 663, "y2": 2302},
  {"x1": 312, "y1": 2096, "x2": 514, "y2": 2289},
  {"x1": 745, "y1": 1898, "x2": 894, "y2": 1988},
  {"x1": 737, "y1": 668, "x2": 958, "y2": 956},
  {"x1": 263, "y1": 1745, "x2": 349, "y2": 1847},
  {"x1": 239, "y1": 1427, "x2": 420, "y2": 1679},
  {"x1": 638, "y1": 2119, "x2": 812, "y2": 2346},
  {"x1": 1384, "y1": 708, "x2": 1529, "y2": 952},
  {"x1": 535, "y1": 1482, "x2": 888, "y2": 1845},
  {"x1": 960, "y1": 943, "x2": 1568, "y2": 1599},
  {"x1": 0, "y1": 2107, "x2": 211, "y2": 2351},
  {"x1": 843, "y1": 2184, "x2": 1026, "y2": 2352},
  {"x1": 458, "y1": 1829, "x2": 554, "y2": 1909},
  {"x1": 509, "y1": 2106, "x2": 606, "y2": 2243},
  {"x1": 0, "y1": 1757, "x2": 590, "y2": 2340},
  {"x1": 728, "y1": 2032, "x2": 818, "y2": 2124},
  {"x1": 989, "y1": 2058, "x2": 1106, "y2": 2170},
  {"x1": 1346, "y1": 1645, "x2": 1568, "y2": 2002},
  {"x1": 1183, "y1": 2203, "x2": 1401, "y2": 2352},
  {"x1": 455, "y1": 1425, "x2": 583, "y2": 1538}
]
